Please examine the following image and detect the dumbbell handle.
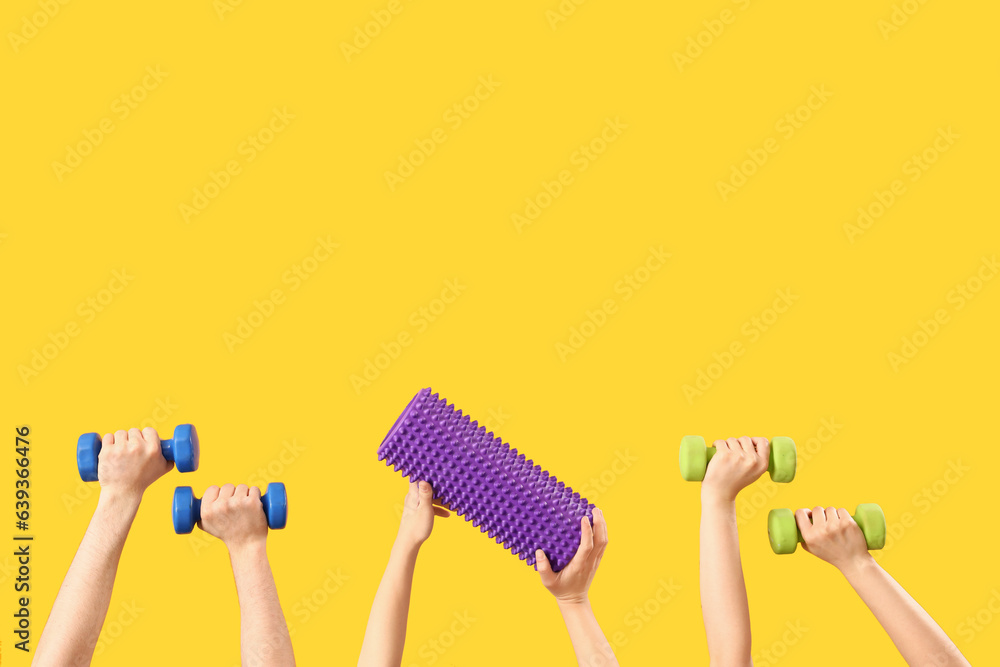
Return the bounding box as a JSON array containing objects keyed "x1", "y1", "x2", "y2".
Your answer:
[
  {"x1": 174, "y1": 483, "x2": 288, "y2": 532},
  {"x1": 189, "y1": 493, "x2": 281, "y2": 526},
  {"x1": 78, "y1": 424, "x2": 199, "y2": 482},
  {"x1": 773, "y1": 506, "x2": 885, "y2": 551}
]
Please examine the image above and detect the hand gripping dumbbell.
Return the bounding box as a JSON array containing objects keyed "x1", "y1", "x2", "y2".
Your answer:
[
  {"x1": 77, "y1": 424, "x2": 200, "y2": 482},
  {"x1": 767, "y1": 503, "x2": 886, "y2": 554},
  {"x1": 679, "y1": 435, "x2": 797, "y2": 483},
  {"x1": 172, "y1": 483, "x2": 288, "y2": 534}
]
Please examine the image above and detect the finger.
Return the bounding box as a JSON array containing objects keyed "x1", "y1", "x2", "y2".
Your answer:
[
  {"x1": 535, "y1": 549, "x2": 555, "y2": 585},
  {"x1": 114, "y1": 429, "x2": 128, "y2": 445},
  {"x1": 712, "y1": 439, "x2": 728, "y2": 450},
  {"x1": 836, "y1": 507, "x2": 851, "y2": 521},
  {"x1": 751, "y1": 437, "x2": 771, "y2": 465},
  {"x1": 249, "y1": 486, "x2": 262, "y2": 499},
  {"x1": 141, "y1": 427, "x2": 160, "y2": 445},
  {"x1": 726, "y1": 437, "x2": 742, "y2": 453},
  {"x1": 102, "y1": 433, "x2": 113, "y2": 447},
  {"x1": 418, "y1": 481, "x2": 434, "y2": 507},
  {"x1": 812, "y1": 506, "x2": 826, "y2": 526},
  {"x1": 433, "y1": 506, "x2": 451, "y2": 518},
  {"x1": 794, "y1": 508, "x2": 815, "y2": 536},
  {"x1": 593, "y1": 508, "x2": 608, "y2": 551},
  {"x1": 219, "y1": 483, "x2": 236, "y2": 499},
  {"x1": 736, "y1": 436, "x2": 755, "y2": 455},
  {"x1": 236, "y1": 484, "x2": 250, "y2": 497},
  {"x1": 575, "y1": 514, "x2": 594, "y2": 563},
  {"x1": 202, "y1": 485, "x2": 221, "y2": 503},
  {"x1": 128, "y1": 428, "x2": 144, "y2": 446}
]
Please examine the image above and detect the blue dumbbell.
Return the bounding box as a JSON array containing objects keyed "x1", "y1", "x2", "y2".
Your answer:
[
  {"x1": 172, "y1": 483, "x2": 288, "y2": 534},
  {"x1": 77, "y1": 424, "x2": 200, "y2": 482}
]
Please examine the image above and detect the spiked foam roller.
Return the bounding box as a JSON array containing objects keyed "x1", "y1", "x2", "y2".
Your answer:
[{"x1": 378, "y1": 388, "x2": 594, "y2": 571}]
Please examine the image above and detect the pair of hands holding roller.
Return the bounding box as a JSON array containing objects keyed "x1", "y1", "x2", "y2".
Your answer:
[
  {"x1": 397, "y1": 480, "x2": 608, "y2": 603},
  {"x1": 701, "y1": 436, "x2": 868, "y2": 568}
]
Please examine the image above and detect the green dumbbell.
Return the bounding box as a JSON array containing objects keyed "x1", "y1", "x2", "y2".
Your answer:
[
  {"x1": 767, "y1": 503, "x2": 886, "y2": 555},
  {"x1": 678, "y1": 435, "x2": 797, "y2": 483}
]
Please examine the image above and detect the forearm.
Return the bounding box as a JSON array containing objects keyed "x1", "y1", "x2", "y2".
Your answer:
[
  {"x1": 557, "y1": 599, "x2": 619, "y2": 667},
  {"x1": 229, "y1": 542, "x2": 295, "y2": 667},
  {"x1": 700, "y1": 495, "x2": 752, "y2": 666},
  {"x1": 358, "y1": 539, "x2": 419, "y2": 667},
  {"x1": 840, "y1": 556, "x2": 969, "y2": 667},
  {"x1": 34, "y1": 491, "x2": 140, "y2": 667}
]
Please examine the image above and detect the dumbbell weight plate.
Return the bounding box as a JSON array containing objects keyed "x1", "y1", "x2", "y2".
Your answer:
[
  {"x1": 767, "y1": 508, "x2": 800, "y2": 554},
  {"x1": 768, "y1": 436, "x2": 797, "y2": 483},
  {"x1": 854, "y1": 503, "x2": 886, "y2": 550},
  {"x1": 679, "y1": 435, "x2": 708, "y2": 481}
]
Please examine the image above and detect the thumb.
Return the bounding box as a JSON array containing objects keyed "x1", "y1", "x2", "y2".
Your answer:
[
  {"x1": 535, "y1": 549, "x2": 555, "y2": 585},
  {"x1": 417, "y1": 481, "x2": 434, "y2": 508}
]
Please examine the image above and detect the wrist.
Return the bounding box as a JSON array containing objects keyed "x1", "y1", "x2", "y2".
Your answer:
[
  {"x1": 556, "y1": 596, "x2": 592, "y2": 612},
  {"x1": 226, "y1": 537, "x2": 268, "y2": 562},
  {"x1": 97, "y1": 487, "x2": 143, "y2": 514},
  {"x1": 391, "y1": 535, "x2": 422, "y2": 562},
  {"x1": 837, "y1": 553, "x2": 877, "y2": 579},
  {"x1": 701, "y1": 488, "x2": 737, "y2": 509}
]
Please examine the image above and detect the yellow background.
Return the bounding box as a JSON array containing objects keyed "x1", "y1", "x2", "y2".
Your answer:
[{"x1": 2, "y1": 0, "x2": 998, "y2": 664}]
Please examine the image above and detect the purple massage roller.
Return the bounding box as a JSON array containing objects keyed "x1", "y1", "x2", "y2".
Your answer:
[{"x1": 377, "y1": 388, "x2": 595, "y2": 571}]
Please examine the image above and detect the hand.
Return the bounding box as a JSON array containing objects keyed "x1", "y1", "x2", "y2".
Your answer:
[
  {"x1": 395, "y1": 481, "x2": 449, "y2": 550},
  {"x1": 701, "y1": 436, "x2": 770, "y2": 502},
  {"x1": 536, "y1": 508, "x2": 608, "y2": 606},
  {"x1": 97, "y1": 428, "x2": 173, "y2": 502},
  {"x1": 199, "y1": 484, "x2": 269, "y2": 552},
  {"x1": 795, "y1": 507, "x2": 871, "y2": 571}
]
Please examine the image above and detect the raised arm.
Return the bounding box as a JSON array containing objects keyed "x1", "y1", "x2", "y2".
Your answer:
[
  {"x1": 535, "y1": 508, "x2": 619, "y2": 667},
  {"x1": 699, "y1": 436, "x2": 771, "y2": 667},
  {"x1": 795, "y1": 507, "x2": 970, "y2": 667},
  {"x1": 199, "y1": 483, "x2": 295, "y2": 666},
  {"x1": 34, "y1": 428, "x2": 171, "y2": 667},
  {"x1": 358, "y1": 481, "x2": 449, "y2": 667}
]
